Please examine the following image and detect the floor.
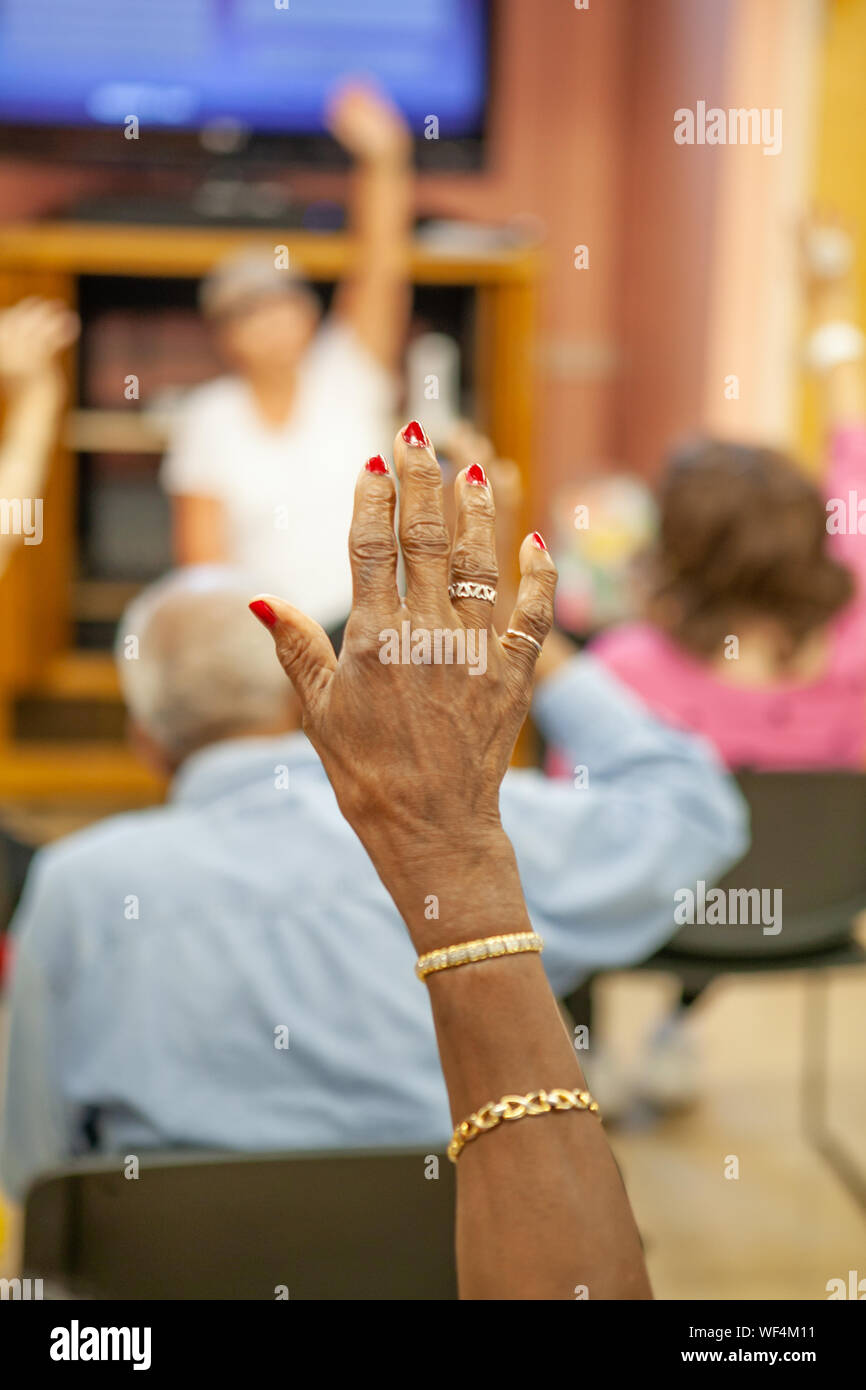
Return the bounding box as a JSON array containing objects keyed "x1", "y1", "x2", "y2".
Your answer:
[
  {"x1": 602, "y1": 969, "x2": 866, "y2": 1300},
  {"x1": 1, "y1": 968, "x2": 864, "y2": 1299}
]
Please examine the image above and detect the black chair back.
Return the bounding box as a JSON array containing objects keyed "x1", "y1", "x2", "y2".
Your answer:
[
  {"x1": 663, "y1": 771, "x2": 866, "y2": 959},
  {"x1": 23, "y1": 1146, "x2": 457, "y2": 1300}
]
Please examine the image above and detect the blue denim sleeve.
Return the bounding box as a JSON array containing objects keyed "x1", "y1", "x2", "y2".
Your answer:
[{"x1": 500, "y1": 656, "x2": 749, "y2": 995}]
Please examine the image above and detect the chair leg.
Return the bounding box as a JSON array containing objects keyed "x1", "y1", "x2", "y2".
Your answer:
[{"x1": 802, "y1": 971, "x2": 866, "y2": 1211}]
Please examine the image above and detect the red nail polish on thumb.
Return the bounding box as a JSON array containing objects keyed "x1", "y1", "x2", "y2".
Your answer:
[
  {"x1": 531, "y1": 532, "x2": 548, "y2": 551},
  {"x1": 249, "y1": 599, "x2": 278, "y2": 628}
]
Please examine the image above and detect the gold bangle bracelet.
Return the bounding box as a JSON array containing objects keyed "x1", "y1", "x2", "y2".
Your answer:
[
  {"x1": 415, "y1": 931, "x2": 543, "y2": 982},
  {"x1": 448, "y1": 1087, "x2": 601, "y2": 1163}
]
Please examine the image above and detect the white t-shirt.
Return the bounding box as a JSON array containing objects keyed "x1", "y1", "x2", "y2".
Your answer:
[{"x1": 161, "y1": 319, "x2": 397, "y2": 630}]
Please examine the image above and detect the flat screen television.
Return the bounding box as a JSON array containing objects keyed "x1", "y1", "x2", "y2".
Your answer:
[{"x1": 0, "y1": 0, "x2": 491, "y2": 170}]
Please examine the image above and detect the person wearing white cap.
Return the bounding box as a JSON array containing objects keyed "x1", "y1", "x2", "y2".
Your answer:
[{"x1": 161, "y1": 83, "x2": 411, "y2": 635}]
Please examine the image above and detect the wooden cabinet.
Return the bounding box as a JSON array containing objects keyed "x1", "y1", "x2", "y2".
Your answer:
[{"x1": 0, "y1": 223, "x2": 539, "y2": 804}]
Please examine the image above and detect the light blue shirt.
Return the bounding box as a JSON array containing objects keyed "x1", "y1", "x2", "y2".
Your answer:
[{"x1": 0, "y1": 657, "x2": 748, "y2": 1199}]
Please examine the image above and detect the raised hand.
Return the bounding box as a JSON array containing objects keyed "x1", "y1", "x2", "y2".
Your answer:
[
  {"x1": 248, "y1": 420, "x2": 651, "y2": 1302},
  {"x1": 325, "y1": 81, "x2": 411, "y2": 165},
  {"x1": 0, "y1": 298, "x2": 79, "y2": 396},
  {"x1": 249, "y1": 421, "x2": 555, "y2": 947}
]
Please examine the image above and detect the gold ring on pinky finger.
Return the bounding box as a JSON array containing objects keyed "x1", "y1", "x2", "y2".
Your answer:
[{"x1": 504, "y1": 628, "x2": 543, "y2": 657}]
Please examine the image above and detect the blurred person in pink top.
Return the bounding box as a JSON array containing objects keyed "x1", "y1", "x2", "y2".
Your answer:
[
  {"x1": 583, "y1": 220, "x2": 866, "y2": 1113},
  {"x1": 594, "y1": 220, "x2": 866, "y2": 770},
  {"x1": 591, "y1": 431, "x2": 866, "y2": 769}
]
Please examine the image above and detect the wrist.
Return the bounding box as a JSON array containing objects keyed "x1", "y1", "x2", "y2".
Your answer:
[
  {"x1": 359, "y1": 144, "x2": 412, "y2": 172},
  {"x1": 2, "y1": 364, "x2": 64, "y2": 403},
  {"x1": 366, "y1": 823, "x2": 531, "y2": 955}
]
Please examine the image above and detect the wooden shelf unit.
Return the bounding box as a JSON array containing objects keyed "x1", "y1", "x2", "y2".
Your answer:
[
  {"x1": 0, "y1": 221, "x2": 540, "y2": 806},
  {"x1": 64, "y1": 409, "x2": 171, "y2": 454}
]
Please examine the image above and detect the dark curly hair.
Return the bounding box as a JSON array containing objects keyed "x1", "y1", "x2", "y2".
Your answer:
[{"x1": 644, "y1": 439, "x2": 854, "y2": 659}]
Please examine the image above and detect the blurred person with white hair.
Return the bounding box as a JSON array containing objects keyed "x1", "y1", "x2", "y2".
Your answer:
[
  {"x1": 0, "y1": 297, "x2": 79, "y2": 576},
  {"x1": 161, "y1": 83, "x2": 412, "y2": 635},
  {"x1": 0, "y1": 543, "x2": 747, "y2": 1199}
]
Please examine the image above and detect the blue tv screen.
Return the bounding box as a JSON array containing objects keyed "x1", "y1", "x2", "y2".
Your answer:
[{"x1": 0, "y1": 0, "x2": 489, "y2": 141}]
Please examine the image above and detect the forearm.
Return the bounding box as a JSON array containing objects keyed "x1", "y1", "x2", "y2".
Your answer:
[
  {"x1": 0, "y1": 372, "x2": 65, "y2": 572},
  {"x1": 0, "y1": 369, "x2": 65, "y2": 500},
  {"x1": 376, "y1": 829, "x2": 651, "y2": 1301},
  {"x1": 341, "y1": 152, "x2": 412, "y2": 367},
  {"x1": 352, "y1": 151, "x2": 412, "y2": 269},
  {"x1": 431, "y1": 956, "x2": 650, "y2": 1300}
]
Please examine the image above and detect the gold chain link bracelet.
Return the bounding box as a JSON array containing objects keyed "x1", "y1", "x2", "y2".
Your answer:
[
  {"x1": 416, "y1": 931, "x2": 543, "y2": 981},
  {"x1": 448, "y1": 1087, "x2": 601, "y2": 1163}
]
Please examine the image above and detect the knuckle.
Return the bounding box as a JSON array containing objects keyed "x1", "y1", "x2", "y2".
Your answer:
[
  {"x1": 517, "y1": 596, "x2": 553, "y2": 642},
  {"x1": 534, "y1": 562, "x2": 558, "y2": 594},
  {"x1": 450, "y1": 543, "x2": 498, "y2": 587},
  {"x1": 404, "y1": 452, "x2": 442, "y2": 486},
  {"x1": 462, "y1": 483, "x2": 495, "y2": 516},
  {"x1": 503, "y1": 648, "x2": 535, "y2": 699},
  {"x1": 273, "y1": 629, "x2": 310, "y2": 683},
  {"x1": 343, "y1": 610, "x2": 384, "y2": 650},
  {"x1": 401, "y1": 518, "x2": 451, "y2": 559},
  {"x1": 350, "y1": 528, "x2": 399, "y2": 566}
]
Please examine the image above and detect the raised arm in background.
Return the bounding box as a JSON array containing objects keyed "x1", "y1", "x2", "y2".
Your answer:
[
  {"x1": 250, "y1": 423, "x2": 652, "y2": 1300},
  {"x1": 327, "y1": 83, "x2": 413, "y2": 371},
  {"x1": 0, "y1": 297, "x2": 79, "y2": 576},
  {"x1": 169, "y1": 84, "x2": 412, "y2": 573}
]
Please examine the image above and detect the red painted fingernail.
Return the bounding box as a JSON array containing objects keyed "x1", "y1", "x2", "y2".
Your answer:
[
  {"x1": 401, "y1": 419, "x2": 429, "y2": 447},
  {"x1": 531, "y1": 532, "x2": 547, "y2": 551},
  {"x1": 466, "y1": 463, "x2": 487, "y2": 486},
  {"x1": 365, "y1": 454, "x2": 389, "y2": 474},
  {"x1": 249, "y1": 599, "x2": 278, "y2": 628}
]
